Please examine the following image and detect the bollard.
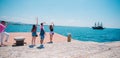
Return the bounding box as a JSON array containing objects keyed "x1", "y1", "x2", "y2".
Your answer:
[
  {"x1": 67, "y1": 33, "x2": 71, "y2": 42},
  {"x1": 14, "y1": 37, "x2": 25, "y2": 46}
]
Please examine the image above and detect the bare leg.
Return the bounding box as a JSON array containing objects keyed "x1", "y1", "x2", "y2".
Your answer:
[
  {"x1": 34, "y1": 37, "x2": 36, "y2": 45},
  {"x1": 40, "y1": 40, "x2": 43, "y2": 45},
  {"x1": 38, "y1": 35, "x2": 45, "y2": 48},
  {"x1": 32, "y1": 37, "x2": 34, "y2": 45},
  {"x1": 50, "y1": 35, "x2": 53, "y2": 42}
]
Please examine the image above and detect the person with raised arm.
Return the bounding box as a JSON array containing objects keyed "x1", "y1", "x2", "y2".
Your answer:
[
  {"x1": 38, "y1": 22, "x2": 45, "y2": 49},
  {"x1": 29, "y1": 18, "x2": 38, "y2": 48},
  {"x1": 48, "y1": 22, "x2": 54, "y2": 43}
]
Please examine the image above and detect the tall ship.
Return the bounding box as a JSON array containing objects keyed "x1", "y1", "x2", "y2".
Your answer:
[{"x1": 92, "y1": 22, "x2": 104, "y2": 29}]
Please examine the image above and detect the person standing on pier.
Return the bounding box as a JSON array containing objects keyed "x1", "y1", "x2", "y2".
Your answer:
[
  {"x1": 38, "y1": 22, "x2": 45, "y2": 49},
  {"x1": 31, "y1": 25, "x2": 37, "y2": 46},
  {"x1": 48, "y1": 22, "x2": 54, "y2": 43},
  {"x1": 30, "y1": 18, "x2": 38, "y2": 48}
]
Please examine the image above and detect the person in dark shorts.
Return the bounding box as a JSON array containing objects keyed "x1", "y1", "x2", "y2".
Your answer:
[
  {"x1": 29, "y1": 18, "x2": 38, "y2": 48},
  {"x1": 38, "y1": 23, "x2": 45, "y2": 49},
  {"x1": 31, "y1": 25, "x2": 37, "y2": 46}
]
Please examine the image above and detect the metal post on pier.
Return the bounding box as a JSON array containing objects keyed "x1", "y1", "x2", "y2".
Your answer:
[{"x1": 67, "y1": 33, "x2": 71, "y2": 42}]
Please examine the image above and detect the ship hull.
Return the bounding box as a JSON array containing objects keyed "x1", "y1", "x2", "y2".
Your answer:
[{"x1": 92, "y1": 27, "x2": 104, "y2": 30}]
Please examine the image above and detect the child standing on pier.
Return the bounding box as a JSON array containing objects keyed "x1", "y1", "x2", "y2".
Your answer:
[{"x1": 38, "y1": 23, "x2": 45, "y2": 49}]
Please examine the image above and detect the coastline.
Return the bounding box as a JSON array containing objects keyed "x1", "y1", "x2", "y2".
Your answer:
[{"x1": 0, "y1": 32, "x2": 120, "y2": 58}]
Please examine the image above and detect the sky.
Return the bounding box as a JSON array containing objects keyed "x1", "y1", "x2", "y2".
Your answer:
[{"x1": 0, "y1": 0, "x2": 120, "y2": 28}]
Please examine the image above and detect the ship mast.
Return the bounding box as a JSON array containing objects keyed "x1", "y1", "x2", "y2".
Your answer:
[
  {"x1": 101, "y1": 22, "x2": 102, "y2": 27},
  {"x1": 95, "y1": 22, "x2": 96, "y2": 27},
  {"x1": 98, "y1": 22, "x2": 99, "y2": 27}
]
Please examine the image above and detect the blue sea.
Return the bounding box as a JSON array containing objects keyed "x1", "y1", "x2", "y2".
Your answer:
[{"x1": 6, "y1": 24, "x2": 120, "y2": 42}]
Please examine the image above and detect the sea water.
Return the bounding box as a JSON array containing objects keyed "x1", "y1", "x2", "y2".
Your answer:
[{"x1": 6, "y1": 24, "x2": 120, "y2": 42}]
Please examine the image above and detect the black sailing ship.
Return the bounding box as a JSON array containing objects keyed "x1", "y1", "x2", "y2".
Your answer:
[{"x1": 92, "y1": 22, "x2": 104, "y2": 29}]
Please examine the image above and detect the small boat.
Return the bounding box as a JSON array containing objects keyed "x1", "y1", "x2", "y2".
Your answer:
[{"x1": 92, "y1": 22, "x2": 104, "y2": 30}]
